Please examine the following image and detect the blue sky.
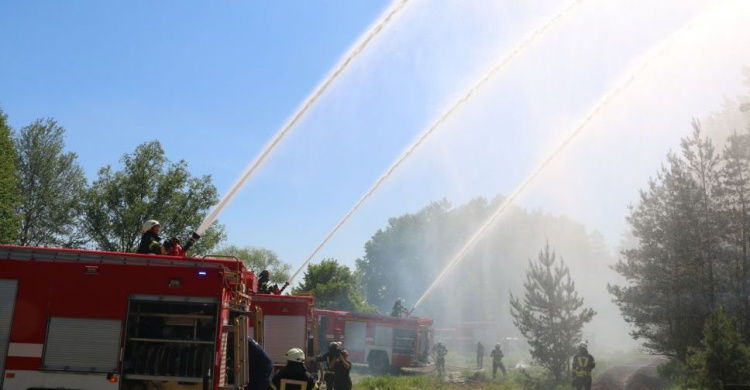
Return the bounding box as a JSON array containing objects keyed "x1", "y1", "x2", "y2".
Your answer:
[{"x1": 2, "y1": 0, "x2": 750, "y2": 280}]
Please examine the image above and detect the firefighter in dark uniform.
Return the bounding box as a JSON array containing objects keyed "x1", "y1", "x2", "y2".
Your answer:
[
  {"x1": 434, "y1": 341, "x2": 448, "y2": 375},
  {"x1": 490, "y1": 343, "x2": 507, "y2": 380},
  {"x1": 476, "y1": 341, "x2": 485, "y2": 369},
  {"x1": 314, "y1": 342, "x2": 340, "y2": 389},
  {"x1": 137, "y1": 220, "x2": 164, "y2": 254},
  {"x1": 571, "y1": 342, "x2": 595, "y2": 390},
  {"x1": 137, "y1": 219, "x2": 198, "y2": 255},
  {"x1": 248, "y1": 337, "x2": 273, "y2": 390},
  {"x1": 391, "y1": 298, "x2": 407, "y2": 317},
  {"x1": 271, "y1": 348, "x2": 317, "y2": 390},
  {"x1": 258, "y1": 270, "x2": 272, "y2": 293}
]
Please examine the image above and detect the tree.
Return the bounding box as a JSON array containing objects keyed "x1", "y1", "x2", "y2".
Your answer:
[
  {"x1": 217, "y1": 245, "x2": 291, "y2": 284},
  {"x1": 718, "y1": 130, "x2": 750, "y2": 338},
  {"x1": 0, "y1": 108, "x2": 20, "y2": 243},
  {"x1": 684, "y1": 307, "x2": 750, "y2": 389},
  {"x1": 609, "y1": 125, "x2": 735, "y2": 360},
  {"x1": 83, "y1": 141, "x2": 224, "y2": 254},
  {"x1": 294, "y1": 259, "x2": 377, "y2": 313},
  {"x1": 15, "y1": 118, "x2": 87, "y2": 247},
  {"x1": 510, "y1": 243, "x2": 595, "y2": 384}
]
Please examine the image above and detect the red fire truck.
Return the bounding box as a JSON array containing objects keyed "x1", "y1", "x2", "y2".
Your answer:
[
  {"x1": 313, "y1": 308, "x2": 433, "y2": 372},
  {"x1": 0, "y1": 244, "x2": 263, "y2": 390},
  {"x1": 249, "y1": 293, "x2": 314, "y2": 368}
]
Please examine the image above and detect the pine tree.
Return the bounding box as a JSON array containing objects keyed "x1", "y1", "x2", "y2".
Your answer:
[
  {"x1": 510, "y1": 243, "x2": 595, "y2": 384},
  {"x1": 685, "y1": 307, "x2": 750, "y2": 389}
]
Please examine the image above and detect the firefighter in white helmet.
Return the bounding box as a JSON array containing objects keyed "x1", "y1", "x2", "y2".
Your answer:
[
  {"x1": 136, "y1": 219, "x2": 200, "y2": 256},
  {"x1": 137, "y1": 220, "x2": 164, "y2": 254},
  {"x1": 271, "y1": 348, "x2": 317, "y2": 390}
]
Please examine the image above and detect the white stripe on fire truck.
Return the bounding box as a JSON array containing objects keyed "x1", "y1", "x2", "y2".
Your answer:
[{"x1": 8, "y1": 343, "x2": 43, "y2": 357}]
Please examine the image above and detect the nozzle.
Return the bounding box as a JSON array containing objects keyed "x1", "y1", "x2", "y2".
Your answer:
[{"x1": 183, "y1": 232, "x2": 201, "y2": 252}]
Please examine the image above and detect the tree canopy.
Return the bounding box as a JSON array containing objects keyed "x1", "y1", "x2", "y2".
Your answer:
[
  {"x1": 217, "y1": 245, "x2": 291, "y2": 284},
  {"x1": 82, "y1": 140, "x2": 224, "y2": 254},
  {"x1": 609, "y1": 123, "x2": 750, "y2": 360},
  {"x1": 15, "y1": 118, "x2": 87, "y2": 247},
  {"x1": 0, "y1": 108, "x2": 20, "y2": 243},
  {"x1": 295, "y1": 258, "x2": 377, "y2": 313}
]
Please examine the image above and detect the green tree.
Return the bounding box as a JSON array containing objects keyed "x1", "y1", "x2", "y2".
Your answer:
[
  {"x1": 609, "y1": 125, "x2": 728, "y2": 361},
  {"x1": 684, "y1": 307, "x2": 750, "y2": 389},
  {"x1": 295, "y1": 259, "x2": 377, "y2": 313},
  {"x1": 15, "y1": 118, "x2": 87, "y2": 247},
  {"x1": 83, "y1": 141, "x2": 224, "y2": 254},
  {"x1": 217, "y1": 245, "x2": 291, "y2": 284},
  {"x1": 0, "y1": 108, "x2": 20, "y2": 243},
  {"x1": 718, "y1": 130, "x2": 750, "y2": 339},
  {"x1": 510, "y1": 243, "x2": 595, "y2": 384}
]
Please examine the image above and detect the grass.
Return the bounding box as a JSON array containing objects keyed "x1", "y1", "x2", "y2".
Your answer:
[{"x1": 349, "y1": 348, "x2": 657, "y2": 390}]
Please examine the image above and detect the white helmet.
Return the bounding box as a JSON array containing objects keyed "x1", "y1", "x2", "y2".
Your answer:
[
  {"x1": 285, "y1": 348, "x2": 305, "y2": 363},
  {"x1": 579, "y1": 342, "x2": 588, "y2": 350},
  {"x1": 141, "y1": 220, "x2": 160, "y2": 234}
]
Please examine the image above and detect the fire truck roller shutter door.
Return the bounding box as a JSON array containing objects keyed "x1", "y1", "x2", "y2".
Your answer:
[
  {"x1": 264, "y1": 315, "x2": 306, "y2": 365},
  {"x1": 0, "y1": 280, "x2": 18, "y2": 389},
  {"x1": 43, "y1": 317, "x2": 122, "y2": 372}
]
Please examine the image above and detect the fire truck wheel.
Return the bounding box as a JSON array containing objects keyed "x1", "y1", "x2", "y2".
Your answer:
[{"x1": 368, "y1": 351, "x2": 390, "y2": 372}]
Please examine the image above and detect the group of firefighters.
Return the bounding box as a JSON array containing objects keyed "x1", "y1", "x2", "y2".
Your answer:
[{"x1": 136, "y1": 219, "x2": 597, "y2": 389}]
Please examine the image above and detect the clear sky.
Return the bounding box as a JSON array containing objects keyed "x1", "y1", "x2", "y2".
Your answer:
[{"x1": 2, "y1": 0, "x2": 750, "y2": 280}]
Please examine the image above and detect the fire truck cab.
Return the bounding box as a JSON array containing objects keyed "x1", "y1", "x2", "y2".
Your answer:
[
  {"x1": 314, "y1": 308, "x2": 433, "y2": 372},
  {"x1": 0, "y1": 245, "x2": 258, "y2": 390}
]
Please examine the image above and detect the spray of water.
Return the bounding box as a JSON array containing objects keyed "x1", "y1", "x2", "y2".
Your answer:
[
  {"x1": 196, "y1": 0, "x2": 411, "y2": 236},
  {"x1": 411, "y1": 1, "x2": 726, "y2": 310},
  {"x1": 286, "y1": 0, "x2": 584, "y2": 284}
]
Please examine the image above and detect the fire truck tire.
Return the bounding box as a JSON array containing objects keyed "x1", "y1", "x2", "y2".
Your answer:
[{"x1": 368, "y1": 351, "x2": 390, "y2": 372}]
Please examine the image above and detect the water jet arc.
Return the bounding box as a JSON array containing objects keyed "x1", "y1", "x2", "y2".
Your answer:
[{"x1": 195, "y1": 0, "x2": 412, "y2": 236}]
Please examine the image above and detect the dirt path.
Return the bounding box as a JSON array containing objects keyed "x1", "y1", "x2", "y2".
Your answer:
[{"x1": 593, "y1": 357, "x2": 669, "y2": 390}]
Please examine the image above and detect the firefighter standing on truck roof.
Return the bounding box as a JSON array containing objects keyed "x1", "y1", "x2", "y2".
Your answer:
[
  {"x1": 271, "y1": 348, "x2": 318, "y2": 390},
  {"x1": 491, "y1": 343, "x2": 507, "y2": 380},
  {"x1": 137, "y1": 219, "x2": 198, "y2": 256},
  {"x1": 137, "y1": 220, "x2": 165, "y2": 254},
  {"x1": 391, "y1": 298, "x2": 407, "y2": 317},
  {"x1": 572, "y1": 342, "x2": 595, "y2": 390},
  {"x1": 315, "y1": 342, "x2": 340, "y2": 390}
]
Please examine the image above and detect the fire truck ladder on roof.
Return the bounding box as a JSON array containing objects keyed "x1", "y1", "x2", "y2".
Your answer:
[{"x1": 0, "y1": 246, "x2": 227, "y2": 270}]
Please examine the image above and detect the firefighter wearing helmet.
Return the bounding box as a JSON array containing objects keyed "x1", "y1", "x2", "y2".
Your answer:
[
  {"x1": 391, "y1": 298, "x2": 407, "y2": 317},
  {"x1": 433, "y1": 341, "x2": 448, "y2": 375},
  {"x1": 271, "y1": 348, "x2": 317, "y2": 390},
  {"x1": 258, "y1": 269, "x2": 272, "y2": 294},
  {"x1": 314, "y1": 342, "x2": 341, "y2": 390},
  {"x1": 490, "y1": 343, "x2": 507, "y2": 380},
  {"x1": 571, "y1": 341, "x2": 595, "y2": 390},
  {"x1": 136, "y1": 219, "x2": 200, "y2": 256},
  {"x1": 137, "y1": 220, "x2": 164, "y2": 254}
]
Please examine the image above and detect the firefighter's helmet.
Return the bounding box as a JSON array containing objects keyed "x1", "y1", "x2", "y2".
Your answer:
[
  {"x1": 329, "y1": 342, "x2": 339, "y2": 351},
  {"x1": 579, "y1": 342, "x2": 588, "y2": 350},
  {"x1": 496, "y1": 343, "x2": 501, "y2": 349},
  {"x1": 260, "y1": 270, "x2": 270, "y2": 278},
  {"x1": 285, "y1": 348, "x2": 305, "y2": 363},
  {"x1": 141, "y1": 220, "x2": 160, "y2": 234}
]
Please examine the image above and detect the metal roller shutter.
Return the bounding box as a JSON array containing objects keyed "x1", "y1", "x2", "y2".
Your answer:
[
  {"x1": 43, "y1": 317, "x2": 122, "y2": 372},
  {"x1": 264, "y1": 315, "x2": 306, "y2": 364},
  {"x1": 0, "y1": 280, "x2": 18, "y2": 389}
]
